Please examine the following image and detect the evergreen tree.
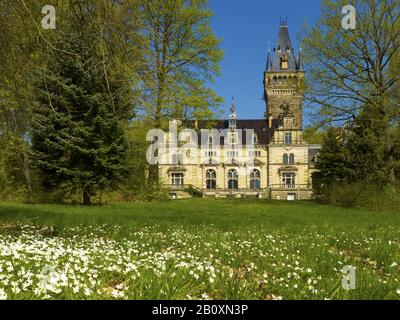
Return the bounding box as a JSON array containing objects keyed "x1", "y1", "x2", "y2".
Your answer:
[
  {"x1": 312, "y1": 128, "x2": 351, "y2": 197},
  {"x1": 344, "y1": 108, "x2": 390, "y2": 185},
  {"x1": 32, "y1": 23, "x2": 132, "y2": 205}
]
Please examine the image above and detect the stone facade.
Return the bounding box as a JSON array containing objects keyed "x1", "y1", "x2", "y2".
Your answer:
[{"x1": 158, "y1": 21, "x2": 320, "y2": 200}]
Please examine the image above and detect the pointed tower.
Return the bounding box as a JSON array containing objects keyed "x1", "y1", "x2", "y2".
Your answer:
[
  {"x1": 263, "y1": 19, "x2": 305, "y2": 129},
  {"x1": 229, "y1": 98, "x2": 237, "y2": 130}
]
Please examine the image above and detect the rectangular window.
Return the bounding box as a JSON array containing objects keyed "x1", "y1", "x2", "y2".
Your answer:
[
  {"x1": 285, "y1": 132, "x2": 292, "y2": 144},
  {"x1": 205, "y1": 151, "x2": 217, "y2": 157},
  {"x1": 229, "y1": 133, "x2": 238, "y2": 144},
  {"x1": 227, "y1": 151, "x2": 239, "y2": 157},
  {"x1": 282, "y1": 173, "x2": 295, "y2": 189},
  {"x1": 171, "y1": 173, "x2": 184, "y2": 186},
  {"x1": 249, "y1": 151, "x2": 261, "y2": 157}
]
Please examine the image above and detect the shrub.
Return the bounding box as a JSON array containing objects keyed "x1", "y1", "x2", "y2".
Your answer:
[
  {"x1": 328, "y1": 183, "x2": 364, "y2": 208},
  {"x1": 317, "y1": 183, "x2": 400, "y2": 211}
]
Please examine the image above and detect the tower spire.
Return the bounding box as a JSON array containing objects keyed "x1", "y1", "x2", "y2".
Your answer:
[
  {"x1": 229, "y1": 97, "x2": 237, "y2": 129},
  {"x1": 268, "y1": 19, "x2": 298, "y2": 71},
  {"x1": 230, "y1": 97, "x2": 236, "y2": 116}
]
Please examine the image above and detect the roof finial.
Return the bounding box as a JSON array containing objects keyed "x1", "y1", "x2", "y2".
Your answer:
[
  {"x1": 297, "y1": 45, "x2": 304, "y2": 71},
  {"x1": 266, "y1": 42, "x2": 272, "y2": 70},
  {"x1": 229, "y1": 97, "x2": 237, "y2": 120},
  {"x1": 280, "y1": 17, "x2": 288, "y2": 26}
]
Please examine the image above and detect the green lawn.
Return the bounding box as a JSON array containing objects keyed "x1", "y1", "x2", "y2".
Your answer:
[{"x1": 0, "y1": 199, "x2": 399, "y2": 300}]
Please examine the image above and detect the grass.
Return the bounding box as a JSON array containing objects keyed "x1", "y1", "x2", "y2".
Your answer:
[{"x1": 0, "y1": 199, "x2": 399, "y2": 300}]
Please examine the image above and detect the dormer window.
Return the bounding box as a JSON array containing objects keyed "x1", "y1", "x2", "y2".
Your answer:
[
  {"x1": 286, "y1": 46, "x2": 291, "y2": 53},
  {"x1": 277, "y1": 46, "x2": 281, "y2": 53},
  {"x1": 229, "y1": 119, "x2": 237, "y2": 130},
  {"x1": 281, "y1": 54, "x2": 288, "y2": 70}
]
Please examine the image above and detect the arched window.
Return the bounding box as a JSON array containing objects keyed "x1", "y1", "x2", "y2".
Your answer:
[
  {"x1": 273, "y1": 76, "x2": 278, "y2": 84},
  {"x1": 206, "y1": 170, "x2": 217, "y2": 190},
  {"x1": 289, "y1": 154, "x2": 295, "y2": 165},
  {"x1": 228, "y1": 169, "x2": 238, "y2": 190},
  {"x1": 250, "y1": 169, "x2": 261, "y2": 190},
  {"x1": 283, "y1": 154, "x2": 289, "y2": 165}
]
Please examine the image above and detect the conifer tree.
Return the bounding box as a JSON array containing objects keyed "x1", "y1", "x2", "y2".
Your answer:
[
  {"x1": 32, "y1": 22, "x2": 131, "y2": 205},
  {"x1": 312, "y1": 128, "x2": 351, "y2": 196}
]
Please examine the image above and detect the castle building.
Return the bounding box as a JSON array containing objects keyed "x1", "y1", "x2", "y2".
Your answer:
[{"x1": 158, "y1": 20, "x2": 320, "y2": 200}]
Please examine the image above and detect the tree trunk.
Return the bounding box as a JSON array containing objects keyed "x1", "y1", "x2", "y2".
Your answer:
[
  {"x1": 384, "y1": 122, "x2": 396, "y2": 184},
  {"x1": 148, "y1": 164, "x2": 159, "y2": 186},
  {"x1": 21, "y1": 151, "x2": 32, "y2": 195},
  {"x1": 83, "y1": 189, "x2": 91, "y2": 206},
  {"x1": 147, "y1": 19, "x2": 170, "y2": 186}
]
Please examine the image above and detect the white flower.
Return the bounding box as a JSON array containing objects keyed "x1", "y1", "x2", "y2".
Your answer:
[
  {"x1": 396, "y1": 290, "x2": 400, "y2": 295},
  {"x1": 201, "y1": 293, "x2": 210, "y2": 300},
  {"x1": 0, "y1": 289, "x2": 7, "y2": 300},
  {"x1": 84, "y1": 287, "x2": 92, "y2": 296}
]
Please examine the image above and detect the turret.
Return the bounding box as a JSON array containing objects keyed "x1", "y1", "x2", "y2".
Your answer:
[{"x1": 264, "y1": 19, "x2": 305, "y2": 129}]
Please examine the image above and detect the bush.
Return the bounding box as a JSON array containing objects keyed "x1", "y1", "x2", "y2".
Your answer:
[
  {"x1": 316, "y1": 183, "x2": 400, "y2": 211},
  {"x1": 328, "y1": 183, "x2": 364, "y2": 208}
]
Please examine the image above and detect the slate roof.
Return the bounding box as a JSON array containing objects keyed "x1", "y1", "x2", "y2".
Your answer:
[
  {"x1": 267, "y1": 20, "x2": 302, "y2": 72},
  {"x1": 184, "y1": 119, "x2": 280, "y2": 146}
]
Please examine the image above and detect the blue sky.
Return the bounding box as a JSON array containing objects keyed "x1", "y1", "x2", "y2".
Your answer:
[{"x1": 208, "y1": 0, "x2": 323, "y2": 120}]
